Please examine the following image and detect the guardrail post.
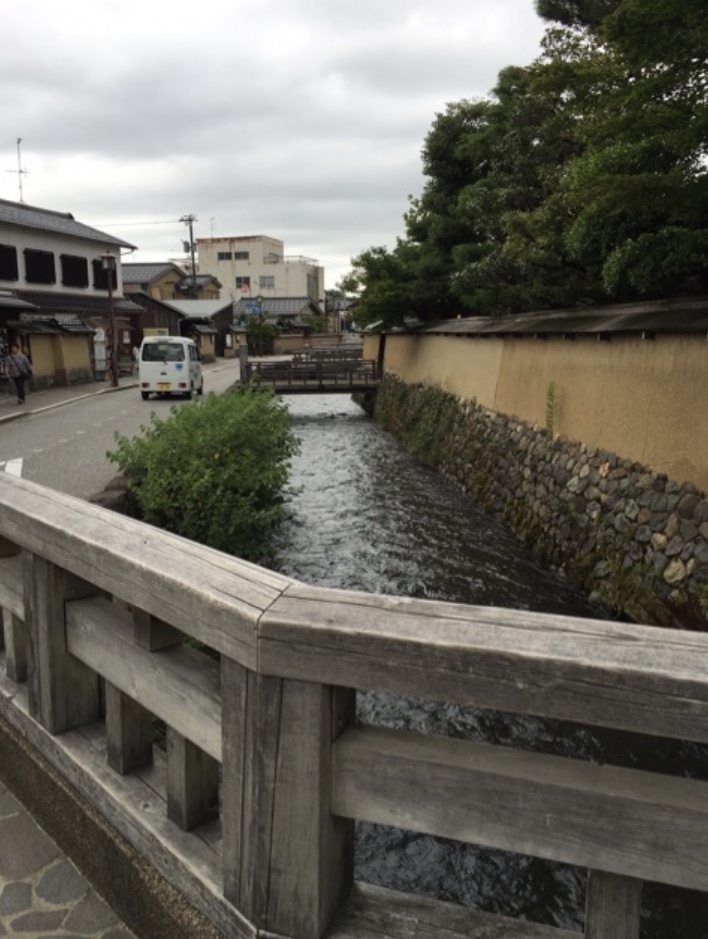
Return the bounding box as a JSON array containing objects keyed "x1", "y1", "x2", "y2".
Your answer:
[
  {"x1": 23, "y1": 553, "x2": 101, "y2": 734},
  {"x1": 586, "y1": 870, "x2": 642, "y2": 939},
  {"x1": 221, "y1": 658, "x2": 354, "y2": 939}
]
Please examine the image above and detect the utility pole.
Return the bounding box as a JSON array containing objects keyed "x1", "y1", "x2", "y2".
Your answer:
[
  {"x1": 180, "y1": 214, "x2": 198, "y2": 297},
  {"x1": 101, "y1": 254, "x2": 119, "y2": 388}
]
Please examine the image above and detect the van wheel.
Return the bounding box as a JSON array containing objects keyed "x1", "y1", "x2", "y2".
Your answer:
[
  {"x1": 141, "y1": 392, "x2": 149, "y2": 400},
  {"x1": 183, "y1": 388, "x2": 193, "y2": 400},
  {"x1": 197, "y1": 382, "x2": 204, "y2": 396}
]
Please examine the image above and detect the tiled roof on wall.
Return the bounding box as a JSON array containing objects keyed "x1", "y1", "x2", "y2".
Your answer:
[{"x1": 417, "y1": 298, "x2": 708, "y2": 337}]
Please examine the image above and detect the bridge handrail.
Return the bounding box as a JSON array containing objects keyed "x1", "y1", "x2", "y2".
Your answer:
[
  {"x1": 292, "y1": 347, "x2": 363, "y2": 363},
  {"x1": 248, "y1": 357, "x2": 380, "y2": 387},
  {"x1": 1, "y1": 472, "x2": 706, "y2": 939}
]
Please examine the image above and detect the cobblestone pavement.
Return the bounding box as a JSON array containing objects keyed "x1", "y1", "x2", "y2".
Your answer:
[{"x1": 0, "y1": 781, "x2": 137, "y2": 939}]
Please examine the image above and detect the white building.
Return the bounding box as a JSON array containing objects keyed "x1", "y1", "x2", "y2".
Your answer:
[{"x1": 196, "y1": 235, "x2": 325, "y2": 305}]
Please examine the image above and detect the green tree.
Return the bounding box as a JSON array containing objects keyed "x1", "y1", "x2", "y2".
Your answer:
[
  {"x1": 342, "y1": 0, "x2": 708, "y2": 318},
  {"x1": 404, "y1": 99, "x2": 494, "y2": 316},
  {"x1": 107, "y1": 388, "x2": 298, "y2": 562},
  {"x1": 301, "y1": 311, "x2": 327, "y2": 333},
  {"x1": 492, "y1": 27, "x2": 619, "y2": 308},
  {"x1": 245, "y1": 311, "x2": 279, "y2": 355},
  {"x1": 339, "y1": 244, "x2": 414, "y2": 328},
  {"x1": 554, "y1": 0, "x2": 708, "y2": 296},
  {"x1": 535, "y1": 0, "x2": 620, "y2": 27}
]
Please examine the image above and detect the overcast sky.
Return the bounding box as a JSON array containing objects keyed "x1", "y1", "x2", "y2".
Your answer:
[{"x1": 1, "y1": 0, "x2": 547, "y2": 289}]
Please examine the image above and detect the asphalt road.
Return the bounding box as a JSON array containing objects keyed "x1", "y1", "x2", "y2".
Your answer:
[{"x1": 0, "y1": 359, "x2": 242, "y2": 500}]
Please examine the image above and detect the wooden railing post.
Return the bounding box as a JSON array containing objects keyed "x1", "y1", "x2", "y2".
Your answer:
[
  {"x1": 2, "y1": 611, "x2": 27, "y2": 683},
  {"x1": 586, "y1": 870, "x2": 642, "y2": 939},
  {"x1": 166, "y1": 728, "x2": 220, "y2": 831},
  {"x1": 23, "y1": 552, "x2": 101, "y2": 733},
  {"x1": 105, "y1": 610, "x2": 183, "y2": 774},
  {"x1": 105, "y1": 681, "x2": 153, "y2": 774},
  {"x1": 221, "y1": 658, "x2": 354, "y2": 939},
  {"x1": 0, "y1": 537, "x2": 22, "y2": 678}
]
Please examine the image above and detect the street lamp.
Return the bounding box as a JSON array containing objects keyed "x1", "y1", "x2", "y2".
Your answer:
[{"x1": 101, "y1": 253, "x2": 119, "y2": 388}]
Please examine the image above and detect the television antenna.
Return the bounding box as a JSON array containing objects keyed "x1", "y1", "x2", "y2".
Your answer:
[{"x1": 7, "y1": 138, "x2": 28, "y2": 202}]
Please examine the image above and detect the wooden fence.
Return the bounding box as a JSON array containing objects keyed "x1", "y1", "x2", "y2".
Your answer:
[{"x1": 1, "y1": 471, "x2": 708, "y2": 938}]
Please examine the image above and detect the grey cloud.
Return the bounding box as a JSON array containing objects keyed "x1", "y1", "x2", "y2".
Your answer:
[{"x1": 1, "y1": 0, "x2": 546, "y2": 286}]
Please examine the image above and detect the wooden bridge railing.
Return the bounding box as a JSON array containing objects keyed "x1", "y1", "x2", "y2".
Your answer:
[
  {"x1": 292, "y1": 346, "x2": 363, "y2": 363},
  {"x1": 246, "y1": 356, "x2": 379, "y2": 392},
  {"x1": 1, "y1": 472, "x2": 708, "y2": 938}
]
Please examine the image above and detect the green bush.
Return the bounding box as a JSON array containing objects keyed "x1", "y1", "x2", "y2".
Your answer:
[{"x1": 107, "y1": 387, "x2": 299, "y2": 562}]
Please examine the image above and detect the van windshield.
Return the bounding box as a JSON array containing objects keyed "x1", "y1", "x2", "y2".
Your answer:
[{"x1": 142, "y1": 342, "x2": 186, "y2": 362}]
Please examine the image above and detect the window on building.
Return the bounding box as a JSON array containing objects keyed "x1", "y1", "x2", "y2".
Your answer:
[
  {"x1": 217, "y1": 252, "x2": 232, "y2": 261},
  {"x1": 60, "y1": 254, "x2": 89, "y2": 288},
  {"x1": 259, "y1": 275, "x2": 275, "y2": 289},
  {"x1": 234, "y1": 251, "x2": 249, "y2": 260},
  {"x1": 0, "y1": 244, "x2": 18, "y2": 281},
  {"x1": 24, "y1": 249, "x2": 56, "y2": 284},
  {"x1": 92, "y1": 259, "x2": 117, "y2": 291},
  {"x1": 236, "y1": 276, "x2": 251, "y2": 290}
]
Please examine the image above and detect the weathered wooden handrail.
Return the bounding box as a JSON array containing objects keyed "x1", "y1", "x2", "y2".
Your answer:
[
  {"x1": 292, "y1": 347, "x2": 363, "y2": 363},
  {"x1": 1, "y1": 472, "x2": 707, "y2": 938},
  {"x1": 246, "y1": 358, "x2": 380, "y2": 391}
]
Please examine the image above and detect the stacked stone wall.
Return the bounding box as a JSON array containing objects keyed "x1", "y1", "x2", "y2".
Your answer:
[{"x1": 374, "y1": 374, "x2": 708, "y2": 628}]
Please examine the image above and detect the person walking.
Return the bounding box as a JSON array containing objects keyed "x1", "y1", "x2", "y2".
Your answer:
[{"x1": 5, "y1": 343, "x2": 33, "y2": 404}]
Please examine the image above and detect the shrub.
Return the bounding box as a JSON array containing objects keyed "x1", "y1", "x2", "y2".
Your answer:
[{"x1": 107, "y1": 387, "x2": 299, "y2": 562}]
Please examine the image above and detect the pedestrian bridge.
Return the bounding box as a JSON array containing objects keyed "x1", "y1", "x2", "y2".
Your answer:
[
  {"x1": 244, "y1": 348, "x2": 380, "y2": 394},
  {"x1": 1, "y1": 471, "x2": 707, "y2": 939}
]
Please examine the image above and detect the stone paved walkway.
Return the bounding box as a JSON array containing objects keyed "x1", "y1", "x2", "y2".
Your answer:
[{"x1": 0, "y1": 781, "x2": 136, "y2": 939}]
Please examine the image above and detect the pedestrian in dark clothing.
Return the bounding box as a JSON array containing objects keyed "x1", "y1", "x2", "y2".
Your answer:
[{"x1": 5, "y1": 343, "x2": 33, "y2": 404}]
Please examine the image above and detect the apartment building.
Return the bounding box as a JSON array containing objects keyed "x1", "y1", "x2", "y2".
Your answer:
[{"x1": 196, "y1": 235, "x2": 324, "y2": 305}]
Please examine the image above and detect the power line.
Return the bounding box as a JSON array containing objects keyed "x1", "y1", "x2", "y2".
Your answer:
[{"x1": 95, "y1": 219, "x2": 179, "y2": 227}]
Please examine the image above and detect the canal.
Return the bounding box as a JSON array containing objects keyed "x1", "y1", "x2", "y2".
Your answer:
[{"x1": 270, "y1": 394, "x2": 708, "y2": 938}]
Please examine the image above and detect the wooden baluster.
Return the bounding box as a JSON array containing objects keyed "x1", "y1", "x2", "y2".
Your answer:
[
  {"x1": 132, "y1": 608, "x2": 182, "y2": 651},
  {"x1": 105, "y1": 681, "x2": 153, "y2": 774},
  {"x1": 0, "y1": 535, "x2": 19, "y2": 558},
  {"x1": 3, "y1": 610, "x2": 26, "y2": 683},
  {"x1": 221, "y1": 658, "x2": 354, "y2": 939},
  {"x1": 104, "y1": 609, "x2": 182, "y2": 774},
  {"x1": 586, "y1": 870, "x2": 643, "y2": 939},
  {"x1": 0, "y1": 537, "x2": 21, "y2": 668},
  {"x1": 166, "y1": 727, "x2": 219, "y2": 831},
  {"x1": 23, "y1": 553, "x2": 101, "y2": 733}
]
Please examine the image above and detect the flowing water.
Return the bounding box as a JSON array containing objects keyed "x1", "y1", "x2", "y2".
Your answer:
[{"x1": 270, "y1": 394, "x2": 708, "y2": 938}]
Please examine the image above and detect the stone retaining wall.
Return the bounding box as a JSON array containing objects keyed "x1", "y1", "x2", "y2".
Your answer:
[{"x1": 374, "y1": 374, "x2": 708, "y2": 629}]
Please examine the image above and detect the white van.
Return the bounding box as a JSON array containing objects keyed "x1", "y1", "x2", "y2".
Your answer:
[{"x1": 138, "y1": 336, "x2": 204, "y2": 400}]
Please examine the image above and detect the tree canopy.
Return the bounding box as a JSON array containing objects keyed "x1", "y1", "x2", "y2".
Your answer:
[{"x1": 343, "y1": 0, "x2": 708, "y2": 325}]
